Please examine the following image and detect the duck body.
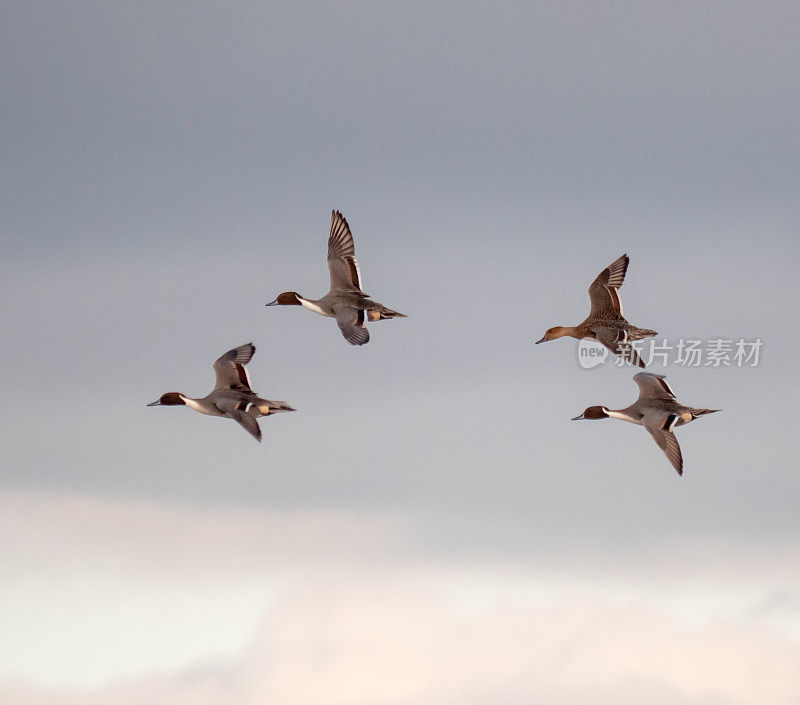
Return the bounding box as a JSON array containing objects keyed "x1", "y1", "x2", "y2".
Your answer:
[
  {"x1": 178, "y1": 389, "x2": 295, "y2": 419},
  {"x1": 572, "y1": 372, "x2": 719, "y2": 475},
  {"x1": 267, "y1": 211, "x2": 405, "y2": 345},
  {"x1": 147, "y1": 343, "x2": 295, "y2": 442},
  {"x1": 536, "y1": 254, "x2": 656, "y2": 367}
]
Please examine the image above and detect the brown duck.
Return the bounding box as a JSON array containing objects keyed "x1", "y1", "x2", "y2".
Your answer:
[{"x1": 535, "y1": 254, "x2": 656, "y2": 367}]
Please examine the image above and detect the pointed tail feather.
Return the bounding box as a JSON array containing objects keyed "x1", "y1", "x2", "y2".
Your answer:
[
  {"x1": 691, "y1": 408, "x2": 720, "y2": 418},
  {"x1": 628, "y1": 327, "x2": 657, "y2": 340},
  {"x1": 256, "y1": 400, "x2": 296, "y2": 415},
  {"x1": 366, "y1": 303, "x2": 406, "y2": 321}
]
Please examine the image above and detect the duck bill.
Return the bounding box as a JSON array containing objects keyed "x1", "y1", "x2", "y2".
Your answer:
[
  {"x1": 265, "y1": 298, "x2": 279, "y2": 306},
  {"x1": 534, "y1": 336, "x2": 548, "y2": 344},
  {"x1": 147, "y1": 400, "x2": 162, "y2": 406},
  {"x1": 571, "y1": 413, "x2": 586, "y2": 420}
]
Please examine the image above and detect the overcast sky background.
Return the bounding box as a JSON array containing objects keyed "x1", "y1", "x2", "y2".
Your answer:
[{"x1": 2, "y1": 2, "x2": 800, "y2": 703}]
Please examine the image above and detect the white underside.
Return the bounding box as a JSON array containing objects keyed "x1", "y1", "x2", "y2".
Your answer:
[
  {"x1": 181, "y1": 396, "x2": 217, "y2": 416},
  {"x1": 605, "y1": 408, "x2": 640, "y2": 425},
  {"x1": 299, "y1": 298, "x2": 332, "y2": 317}
]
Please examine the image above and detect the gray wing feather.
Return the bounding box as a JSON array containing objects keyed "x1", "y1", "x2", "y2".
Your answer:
[
  {"x1": 328, "y1": 210, "x2": 363, "y2": 292},
  {"x1": 633, "y1": 372, "x2": 676, "y2": 400},
  {"x1": 213, "y1": 343, "x2": 255, "y2": 390},
  {"x1": 334, "y1": 305, "x2": 370, "y2": 346},
  {"x1": 229, "y1": 409, "x2": 262, "y2": 442},
  {"x1": 646, "y1": 427, "x2": 683, "y2": 475},
  {"x1": 213, "y1": 396, "x2": 263, "y2": 442}
]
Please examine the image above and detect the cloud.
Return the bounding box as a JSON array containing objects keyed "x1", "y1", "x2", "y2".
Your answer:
[
  {"x1": 3, "y1": 579, "x2": 800, "y2": 705},
  {"x1": 0, "y1": 491, "x2": 407, "y2": 687},
  {"x1": 2, "y1": 490, "x2": 799, "y2": 703},
  {"x1": 0, "y1": 491, "x2": 406, "y2": 582}
]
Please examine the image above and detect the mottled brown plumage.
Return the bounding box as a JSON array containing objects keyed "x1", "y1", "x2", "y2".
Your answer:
[{"x1": 535, "y1": 254, "x2": 656, "y2": 367}]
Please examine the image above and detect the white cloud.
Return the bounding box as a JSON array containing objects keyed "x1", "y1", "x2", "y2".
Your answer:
[
  {"x1": 1, "y1": 490, "x2": 799, "y2": 704},
  {"x1": 3, "y1": 580, "x2": 800, "y2": 705},
  {"x1": 0, "y1": 491, "x2": 404, "y2": 686}
]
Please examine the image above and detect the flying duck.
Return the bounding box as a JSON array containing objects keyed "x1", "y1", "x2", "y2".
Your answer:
[
  {"x1": 147, "y1": 343, "x2": 294, "y2": 442},
  {"x1": 536, "y1": 254, "x2": 657, "y2": 367},
  {"x1": 267, "y1": 210, "x2": 406, "y2": 345},
  {"x1": 571, "y1": 372, "x2": 719, "y2": 475}
]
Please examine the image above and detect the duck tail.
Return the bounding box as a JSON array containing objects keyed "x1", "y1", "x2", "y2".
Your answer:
[
  {"x1": 629, "y1": 327, "x2": 657, "y2": 340},
  {"x1": 691, "y1": 408, "x2": 720, "y2": 419},
  {"x1": 259, "y1": 400, "x2": 296, "y2": 415},
  {"x1": 366, "y1": 303, "x2": 407, "y2": 321}
]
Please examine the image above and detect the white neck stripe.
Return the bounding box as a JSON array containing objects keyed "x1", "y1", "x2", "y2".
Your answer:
[
  {"x1": 298, "y1": 297, "x2": 331, "y2": 316},
  {"x1": 605, "y1": 409, "x2": 639, "y2": 424}
]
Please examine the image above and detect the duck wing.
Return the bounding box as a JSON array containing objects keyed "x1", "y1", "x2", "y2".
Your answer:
[
  {"x1": 229, "y1": 409, "x2": 262, "y2": 442},
  {"x1": 594, "y1": 327, "x2": 645, "y2": 368},
  {"x1": 633, "y1": 372, "x2": 676, "y2": 401},
  {"x1": 214, "y1": 396, "x2": 263, "y2": 442},
  {"x1": 644, "y1": 424, "x2": 683, "y2": 475},
  {"x1": 334, "y1": 304, "x2": 370, "y2": 346},
  {"x1": 328, "y1": 210, "x2": 364, "y2": 293},
  {"x1": 588, "y1": 254, "x2": 629, "y2": 318},
  {"x1": 213, "y1": 343, "x2": 255, "y2": 391}
]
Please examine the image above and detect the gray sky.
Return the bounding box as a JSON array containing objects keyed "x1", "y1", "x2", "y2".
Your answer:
[{"x1": 2, "y1": 2, "x2": 799, "y2": 702}]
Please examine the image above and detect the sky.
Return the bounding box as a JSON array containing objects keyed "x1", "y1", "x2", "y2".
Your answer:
[{"x1": 2, "y1": 2, "x2": 800, "y2": 703}]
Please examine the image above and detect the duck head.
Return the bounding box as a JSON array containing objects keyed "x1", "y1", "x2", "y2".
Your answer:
[
  {"x1": 147, "y1": 392, "x2": 186, "y2": 407},
  {"x1": 571, "y1": 405, "x2": 609, "y2": 421},
  {"x1": 266, "y1": 291, "x2": 302, "y2": 306},
  {"x1": 535, "y1": 326, "x2": 569, "y2": 344}
]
